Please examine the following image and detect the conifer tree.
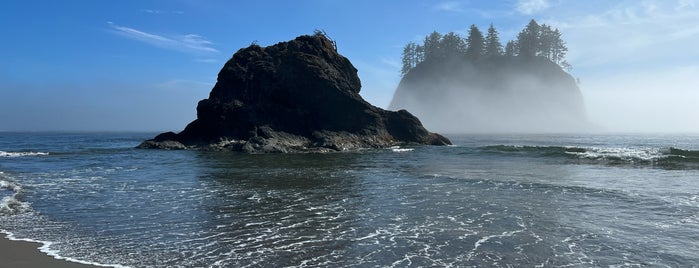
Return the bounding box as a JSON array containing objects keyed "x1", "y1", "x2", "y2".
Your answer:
[
  {"x1": 441, "y1": 32, "x2": 467, "y2": 58},
  {"x1": 516, "y1": 19, "x2": 540, "y2": 58},
  {"x1": 401, "y1": 42, "x2": 418, "y2": 76},
  {"x1": 549, "y1": 28, "x2": 568, "y2": 66},
  {"x1": 465, "y1": 24, "x2": 484, "y2": 60},
  {"x1": 484, "y1": 23, "x2": 503, "y2": 57},
  {"x1": 423, "y1": 31, "x2": 443, "y2": 61},
  {"x1": 504, "y1": 40, "x2": 516, "y2": 56}
]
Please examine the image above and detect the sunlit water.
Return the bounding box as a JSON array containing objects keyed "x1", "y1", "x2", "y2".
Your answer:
[{"x1": 1, "y1": 132, "x2": 698, "y2": 267}]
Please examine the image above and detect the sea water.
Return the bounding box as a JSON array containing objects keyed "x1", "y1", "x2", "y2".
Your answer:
[{"x1": 1, "y1": 132, "x2": 698, "y2": 267}]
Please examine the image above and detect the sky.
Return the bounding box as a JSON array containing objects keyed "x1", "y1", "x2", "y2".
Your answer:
[{"x1": 1, "y1": 0, "x2": 698, "y2": 132}]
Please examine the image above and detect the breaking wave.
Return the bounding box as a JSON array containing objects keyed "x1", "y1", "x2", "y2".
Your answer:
[
  {"x1": 0, "y1": 151, "x2": 49, "y2": 157},
  {"x1": 0, "y1": 174, "x2": 29, "y2": 214},
  {"x1": 480, "y1": 145, "x2": 699, "y2": 168}
]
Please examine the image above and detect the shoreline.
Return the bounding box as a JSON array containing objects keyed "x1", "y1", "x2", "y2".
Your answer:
[{"x1": 0, "y1": 233, "x2": 109, "y2": 268}]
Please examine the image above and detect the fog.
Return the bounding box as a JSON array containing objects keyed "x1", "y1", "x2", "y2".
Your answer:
[
  {"x1": 0, "y1": 78, "x2": 209, "y2": 132},
  {"x1": 542, "y1": 1, "x2": 699, "y2": 134},
  {"x1": 583, "y1": 66, "x2": 699, "y2": 133},
  {"x1": 388, "y1": 58, "x2": 589, "y2": 134},
  {"x1": 389, "y1": 65, "x2": 699, "y2": 134}
]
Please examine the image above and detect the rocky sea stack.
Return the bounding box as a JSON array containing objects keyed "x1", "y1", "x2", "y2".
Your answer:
[{"x1": 139, "y1": 33, "x2": 450, "y2": 153}]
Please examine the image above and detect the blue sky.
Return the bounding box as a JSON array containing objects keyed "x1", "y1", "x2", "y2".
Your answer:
[{"x1": 1, "y1": 0, "x2": 698, "y2": 132}]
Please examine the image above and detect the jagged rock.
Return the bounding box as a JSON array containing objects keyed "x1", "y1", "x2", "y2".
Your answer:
[{"x1": 139, "y1": 34, "x2": 450, "y2": 153}]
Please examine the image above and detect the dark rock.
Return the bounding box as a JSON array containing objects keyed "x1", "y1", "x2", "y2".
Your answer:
[{"x1": 139, "y1": 34, "x2": 450, "y2": 152}]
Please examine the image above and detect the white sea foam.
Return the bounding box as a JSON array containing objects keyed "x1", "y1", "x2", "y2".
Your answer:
[
  {"x1": 0, "y1": 178, "x2": 29, "y2": 214},
  {"x1": 388, "y1": 146, "x2": 414, "y2": 152},
  {"x1": 1, "y1": 230, "x2": 129, "y2": 268},
  {"x1": 0, "y1": 150, "x2": 49, "y2": 157},
  {"x1": 566, "y1": 147, "x2": 665, "y2": 162}
]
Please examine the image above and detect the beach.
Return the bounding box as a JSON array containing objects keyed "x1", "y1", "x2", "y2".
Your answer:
[{"x1": 0, "y1": 235, "x2": 99, "y2": 268}]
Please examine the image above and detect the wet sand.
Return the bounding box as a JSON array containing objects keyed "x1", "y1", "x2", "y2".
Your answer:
[{"x1": 0, "y1": 236, "x2": 100, "y2": 268}]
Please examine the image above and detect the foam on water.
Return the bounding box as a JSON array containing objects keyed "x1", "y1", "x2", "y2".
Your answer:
[
  {"x1": 1, "y1": 230, "x2": 129, "y2": 268},
  {"x1": 0, "y1": 176, "x2": 29, "y2": 214},
  {"x1": 388, "y1": 146, "x2": 414, "y2": 152},
  {"x1": 0, "y1": 151, "x2": 49, "y2": 157},
  {"x1": 481, "y1": 144, "x2": 699, "y2": 167},
  {"x1": 568, "y1": 147, "x2": 665, "y2": 162}
]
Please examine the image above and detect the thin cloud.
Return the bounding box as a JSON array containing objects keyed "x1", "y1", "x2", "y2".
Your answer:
[
  {"x1": 540, "y1": 1, "x2": 699, "y2": 69},
  {"x1": 107, "y1": 22, "x2": 219, "y2": 54},
  {"x1": 140, "y1": 9, "x2": 184, "y2": 15},
  {"x1": 435, "y1": 1, "x2": 464, "y2": 12},
  {"x1": 516, "y1": 0, "x2": 550, "y2": 14},
  {"x1": 380, "y1": 57, "x2": 401, "y2": 70},
  {"x1": 194, "y1": 58, "x2": 219, "y2": 63}
]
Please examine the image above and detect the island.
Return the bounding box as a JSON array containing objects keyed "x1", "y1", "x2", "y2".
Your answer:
[
  {"x1": 139, "y1": 32, "x2": 451, "y2": 153},
  {"x1": 389, "y1": 20, "x2": 587, "y2": 133}
]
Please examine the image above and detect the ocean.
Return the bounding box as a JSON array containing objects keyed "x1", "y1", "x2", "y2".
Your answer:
[{"x1": 1, "y1": 132, "x2": 698, "y2": 267}]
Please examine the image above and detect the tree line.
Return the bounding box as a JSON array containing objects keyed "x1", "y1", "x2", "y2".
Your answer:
[{"x1": 401, "y1": 19, "x2": 570, "y2": 76}]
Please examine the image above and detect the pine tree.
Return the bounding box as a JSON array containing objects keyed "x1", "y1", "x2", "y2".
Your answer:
[
  {"x1": 441, "y1": 32, "x2": 467, "y2": 58},
  {"x1": 401, "y1": 42, "x2": 418, "y2": 76},
  {"x1": 538, "y1": 24, "x2": 554, "y2": 59},
  {"x1": 517, "y1": 19, "x2": 540, "y2": 58},
  {"x1": 550, "y1": 28, "x2": 568, "y2": 66},
  {"x1": 423, "y1": 31, "x2": 443, "y2": 61},
  {"x1": 484, "y1": 23, "x2": 503, "y2": 57},
  {"x1": 465, "y1": 24, "x2": 484, "y2": 60},
  {"x1": 415, "y1": 44, "x2": 425, "y2": 63},
  {"x1": 504, "y1": 40, "x2": 516, "y2": 56}
]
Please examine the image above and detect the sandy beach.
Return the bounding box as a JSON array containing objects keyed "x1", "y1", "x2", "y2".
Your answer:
[{"x1": 0, "y1": 235, "x2": 100, "y2": 268}]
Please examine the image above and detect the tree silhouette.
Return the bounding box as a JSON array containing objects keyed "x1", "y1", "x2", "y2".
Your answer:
[
  {"x1": 484, "y1": 23, "x2": 503, "y2": 57},
  {"x1": 399, "y1": 19, "x2": 572, "y2": 76},
  {"x1": 465, "y1": 24, "x2": 484, "y2": 60},
  {"x1": 504, "y1": 40, "x2": 516, "y2": 56},
  {"x1": 401, "y1": 42, "x2": 419, "y2": 76},
  {"x1": 547, "y1": 28, "x2": 568, "y2": 67},
  {"x1": 423, "y1": 31, "x2": 443, "y2": 61},
  {"x1": 516, "y1": 19, "x2": 540, "y2": 58},
  {"x1": 441, "y1": 32, "x2": 467, "y2": 58}
]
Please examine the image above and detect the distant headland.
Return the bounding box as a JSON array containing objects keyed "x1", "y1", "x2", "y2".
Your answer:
[{"x1": 139, "y1": 32, "x2": 450, "y2": 152}]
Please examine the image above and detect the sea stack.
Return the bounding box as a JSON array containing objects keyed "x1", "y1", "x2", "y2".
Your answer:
[
  {"x1": 139, "y1": 33, "x2": 450, "y2": 153},
  {"x1": 389, "y1": 56, "x2": 587, "y2": 133}
]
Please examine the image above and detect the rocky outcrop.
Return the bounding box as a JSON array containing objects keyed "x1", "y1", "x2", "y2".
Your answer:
[
  {"x1": 139, "y1": 34, "x2": 450, "y2": 153},
  {"x1": 389, "y1": 56, "x2": 587, "y2": 133}
]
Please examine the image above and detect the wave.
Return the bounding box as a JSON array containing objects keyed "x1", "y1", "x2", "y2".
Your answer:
[
  {"x1": 0, "y1": 176, "x2": 29, "y2": 215},
  {"x1": 0, "y1": 150, "x2": 49, "y2": 158},
  {"x1": 1, "y1": 230, "x2": 127, "y2": 268},
  {"x1": 388, "y1": 146, "x2": 414, "y2": 153},
  {"x1": 480, "y1": 145, "x2": 699, "y2": 168}
]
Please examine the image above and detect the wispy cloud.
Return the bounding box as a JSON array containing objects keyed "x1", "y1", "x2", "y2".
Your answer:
[
  {"x1": 539, "y1": 1, "x2": 699, "y2": 70},
  {"x1": 435, "y1": 1, "x2": 464, "y2": 12},
  {"x1": 516, "y1": 0, "x2": 550, "y2": 14},
  {"x1": 107, "y1": 21, "x2": 218, "y2": 54},
  {"x1": 194, "y1": 58, "x2": 219, "y2": 63},
  {"x1": 140, "y1": 9, "x2": 184, "y2": 15},
  {"x1": 380, "y1": 57, "x2": 401, "y2": 70}
]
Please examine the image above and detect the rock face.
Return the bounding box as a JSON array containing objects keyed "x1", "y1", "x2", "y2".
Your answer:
[
  {"x1": 389, "y1": 56, "x2": 587, "y2": 133},
  {"x1": 139, "y1": 34, "x2": 450, "y2": 153}
]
